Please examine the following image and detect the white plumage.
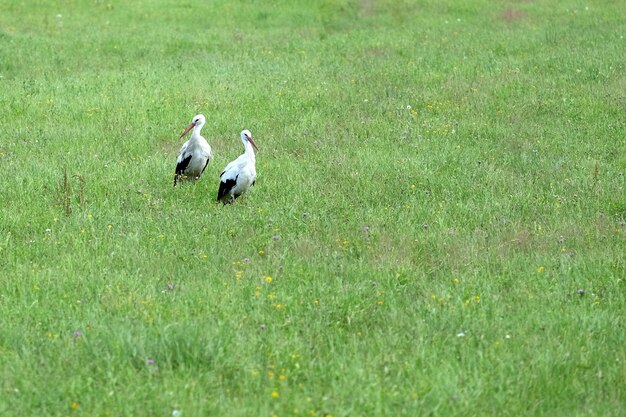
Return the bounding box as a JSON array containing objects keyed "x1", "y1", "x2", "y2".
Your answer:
[
  {"x1": 217, "y1": 129, "x2": 258, "y2": 204},
  {"x1": 174, "y1": 114, "x2": 212, "y2": 186}
]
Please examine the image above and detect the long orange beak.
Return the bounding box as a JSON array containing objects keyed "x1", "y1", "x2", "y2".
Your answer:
[
  {"x1": 248, "y1": 135, "x2": 259, "y2": 151},
  {"x1": 178, "y1": 123, "x2": 195, "y2": 140}
]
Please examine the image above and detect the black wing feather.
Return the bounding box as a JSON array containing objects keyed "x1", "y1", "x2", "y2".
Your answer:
[
  {"x1": 173, "y1": 154, "x2": 193, "y2": 186},
  {"x1": 200, "y1": 158, "x2": 210, "y2": 176},
  {"x1": 217, "y1": 177, "x2": 237, "y2": 202},
  {"x1": 175, "y1": 154, "x2": 193, "y2": 175}
]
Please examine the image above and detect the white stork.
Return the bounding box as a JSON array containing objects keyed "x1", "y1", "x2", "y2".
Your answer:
[
  {"x1": 217, "y1": 129, "x2": 258, "y2": 204},
  {"x1": 173, "y1": 114, "x2": 212, "y2": 186}
]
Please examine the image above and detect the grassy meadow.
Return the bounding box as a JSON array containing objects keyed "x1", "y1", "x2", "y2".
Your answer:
[{"x1": 1, "y1": 0, "x2": 625, "y2": 415}]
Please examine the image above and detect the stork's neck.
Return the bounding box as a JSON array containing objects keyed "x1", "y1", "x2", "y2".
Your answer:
[
  {"x1": 187, "y1": 126, "x2": 204, "y2": 144},
  {"x1": 244, "y1": 140, "x2": 256, "y2": 162},
  {"x1": 192, "y1": 124, "x2": 204, "y2": 139}
]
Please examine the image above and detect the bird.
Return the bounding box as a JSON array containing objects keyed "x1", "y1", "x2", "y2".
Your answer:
[
  {"x1": 217, "y1": 129, "x2": 258, "y2": 204},
  {"x1": 173, "y1": 114, "x2": 212, "y2": 186}
]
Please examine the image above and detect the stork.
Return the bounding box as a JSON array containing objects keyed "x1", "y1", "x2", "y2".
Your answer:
[
  {"x1": 217, "y1": 129, "x2": 258, "y2": 204},
  {"x1": 173, "y1": 114, "x2": 212, "y2": 186}
]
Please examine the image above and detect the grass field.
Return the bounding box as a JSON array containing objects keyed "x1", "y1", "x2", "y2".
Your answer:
[{"x1": 1, "y1": 0, "x2": 625, "y2": 416}]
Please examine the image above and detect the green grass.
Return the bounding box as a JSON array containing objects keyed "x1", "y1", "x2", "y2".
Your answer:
[{"x1": 1, "y1": 0, "x2": 625, "y2": 416}]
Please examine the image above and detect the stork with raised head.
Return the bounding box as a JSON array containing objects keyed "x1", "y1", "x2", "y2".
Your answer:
[
  {"x1": 217, "y1": 129, "x2": 258, "y2": 204},
  {"x1": 173, "y1": 114, "x2": 212, "y2": 186}
]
